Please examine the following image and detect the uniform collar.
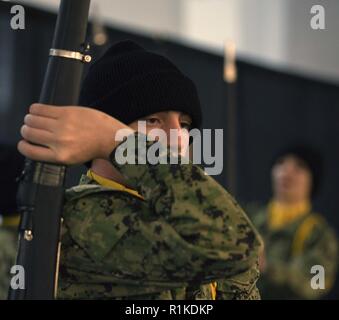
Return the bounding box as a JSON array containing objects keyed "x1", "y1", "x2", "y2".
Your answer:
[{"x1": 86, "y1": 169, "x2": 144, "y2": 200}]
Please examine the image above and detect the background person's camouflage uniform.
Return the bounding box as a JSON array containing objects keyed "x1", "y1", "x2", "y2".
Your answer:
[
  {"x1": 58, "y1": 133, "x2": 262, "y2": 300},
  {"x1": 0, "y1": 145, "x2": 22, "y2": 300},
  {"x1": 0, "y1": 225, "x2": 17, "y2": 300},
  {"x1": 250, "y1": 205, "x2": 338, "y2": 299}
]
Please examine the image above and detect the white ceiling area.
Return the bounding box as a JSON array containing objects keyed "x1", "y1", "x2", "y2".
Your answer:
[{"x1": 13, "y1": 0, "x2": 339, "y2": 83}]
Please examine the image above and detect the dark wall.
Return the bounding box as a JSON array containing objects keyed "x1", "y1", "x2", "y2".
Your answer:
[{"x1": 1, "y1": 2, "x2": 339, "y2": 297}]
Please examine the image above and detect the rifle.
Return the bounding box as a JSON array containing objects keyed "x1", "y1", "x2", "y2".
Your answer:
[{"x1": 8, "y1": 0, "x2": 91, "y2": 300}]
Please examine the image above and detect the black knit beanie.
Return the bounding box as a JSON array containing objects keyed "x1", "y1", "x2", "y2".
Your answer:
[
  {"x1": 79, "y1": 40, "x2": 202, "y2": 129},
  {"x1": 271, "y1": 145, "x2": 323, "y2": 198}
]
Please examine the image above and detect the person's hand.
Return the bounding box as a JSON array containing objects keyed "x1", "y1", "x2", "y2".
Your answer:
[{"x1": 18, "y1": 103, "x2": 134, "y2": 165}]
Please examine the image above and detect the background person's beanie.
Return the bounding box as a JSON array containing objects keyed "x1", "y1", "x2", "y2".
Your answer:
[
  {"x1": 79, "y1": 40, "x2": 202, "y2": 129},
  {"x1": 271, "y1": 145, "x2": 323, "y2": 198}
]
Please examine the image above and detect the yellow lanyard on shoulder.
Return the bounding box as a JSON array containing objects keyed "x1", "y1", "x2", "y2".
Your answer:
[
  {"x1": 0, "y1": 214, "x2": 20, "y2": 227},
  {"x1": 267, "y1": 200, "x2": 311, "y2": 230},
  {"x1": 210, "y1": 282, "x2": 217, "y2": 300}
]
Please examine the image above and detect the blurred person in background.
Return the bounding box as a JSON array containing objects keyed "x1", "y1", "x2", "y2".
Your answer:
[
  {"x1": 0, "y1": 145, "x2": 23, "y2": 299},
  {"x1": 249, "y1": 145, "x2": 338, "y2": 299}
]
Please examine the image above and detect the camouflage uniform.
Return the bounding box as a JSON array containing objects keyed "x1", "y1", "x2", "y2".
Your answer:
[
  {"x1": 58, "y1": 133, "x2": 262, "y2": 300},
  {"x1": 250, "y1": 206, "x2": 338, "y2": 299},
  {"x1": 0, "y1": 223, "x2": 17, "y2": 300}
]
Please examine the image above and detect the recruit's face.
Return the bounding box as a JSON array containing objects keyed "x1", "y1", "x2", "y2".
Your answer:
[
  {"x1": 129, "y1": 111, "x2": 192, "y2": 157},
  {"x1": 271, "y1": 155, "x2": 312, "y2": 203}
]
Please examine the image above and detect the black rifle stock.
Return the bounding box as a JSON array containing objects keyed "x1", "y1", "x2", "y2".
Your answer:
[{"x1": 8, "y1": 0, "x2": 91, "y2": 300}]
